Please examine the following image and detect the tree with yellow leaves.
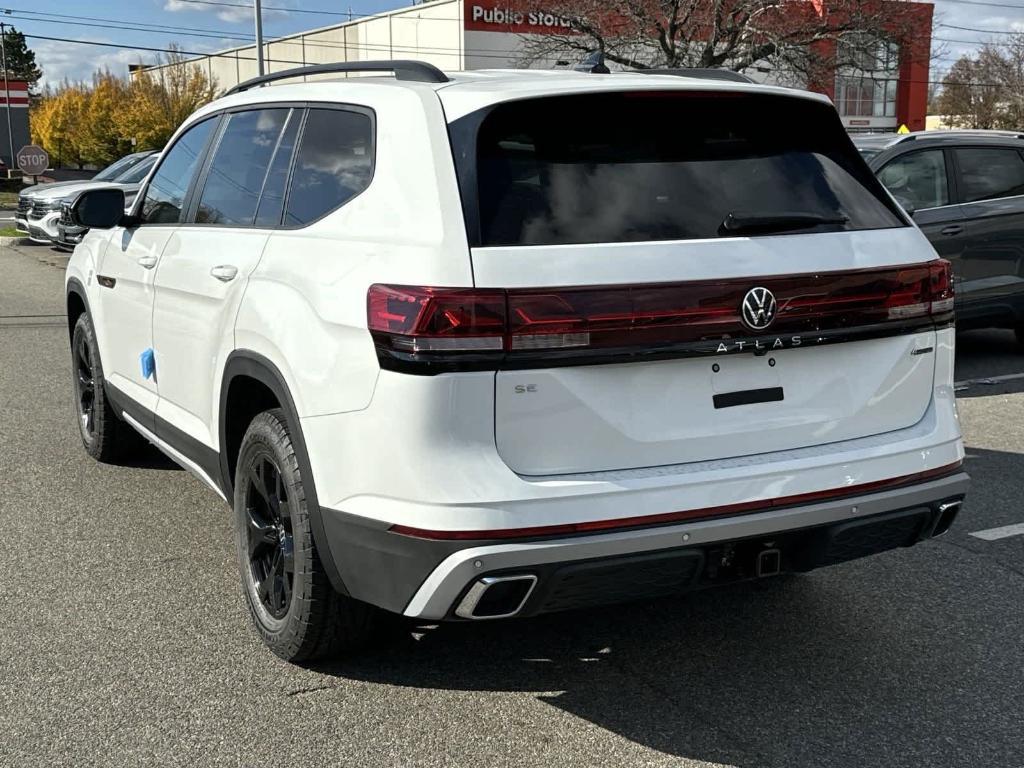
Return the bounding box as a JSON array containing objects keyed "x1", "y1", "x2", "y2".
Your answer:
[
  {"x1": 117, "y1": 48, "x2": 218, "y2": 151},
  {"x1": 30, "y1": 48, "x2": 217, "y2": 168},
  {"x1": 30, "y1": 83, "x2": 90, "y2": 168},
  {"x1": 82, "y1": 72, "x2": 133, "y2": 164}
]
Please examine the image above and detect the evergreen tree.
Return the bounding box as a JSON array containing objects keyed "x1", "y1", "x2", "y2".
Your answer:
[{"x1": 0, "y1": 26, "x2": 42, "y2": 92}]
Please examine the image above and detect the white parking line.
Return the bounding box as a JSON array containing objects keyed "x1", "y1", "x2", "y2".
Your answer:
[{"x1": 969, "y1": 522, "x2": 1024, "y2": 541}]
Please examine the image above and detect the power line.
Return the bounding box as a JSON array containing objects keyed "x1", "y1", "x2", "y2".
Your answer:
[
  {"x1": 934, "y1": 0, "x2": 1024, "y2": 9},
  {"x1": 21, "y1": 32, "x2": 1018, "y2": 92},
  {"x1": 2, "y1": 13, "x2": 254, "y2": 43},
  {"x1": 2, "y1": 7, "x2": 257, "y2": 40},
  {"x1": 938, "y1": 23, "x2": 1023, "y2": 36},
  {"x1": 17, "y1": 31, "x2": 521, "y2": 65},
  {"x1": 21, "y1": 33, "x2": 284, "y2": 62},
  {"x1": 167, "y1": 0, "x2": 358, "y2": 17}
]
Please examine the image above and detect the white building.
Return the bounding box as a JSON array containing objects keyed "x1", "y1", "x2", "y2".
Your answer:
[
  {"x1": 141, "y1": 0, "x2": 568, "y2": 91},
  {"x1": 138, "y1": 0, "x2": 930, "y2": 133}
]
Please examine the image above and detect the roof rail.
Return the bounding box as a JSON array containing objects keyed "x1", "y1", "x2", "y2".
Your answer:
[
  {"x1": 225, "y1": 60, "x2": 449, "y2": 96},
  {"x1": 637, "y1": 68, "x2": 755, "y2": 84},
  {"x1": 896, "y1": 128, "x2": 1024, "y2": 144}
]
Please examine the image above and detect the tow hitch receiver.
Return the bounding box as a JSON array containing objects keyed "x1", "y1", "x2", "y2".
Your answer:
[{"x1": 756, "y1": 548, "x2": 781, "y2": 577}]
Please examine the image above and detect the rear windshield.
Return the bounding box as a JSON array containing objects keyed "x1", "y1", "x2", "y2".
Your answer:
[{"x1": 450, "y1": 92, "x2": 904, "y2": 247}]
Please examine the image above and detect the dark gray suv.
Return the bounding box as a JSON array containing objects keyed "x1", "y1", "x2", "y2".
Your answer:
[{"x1": 855, "y1": 130, "x2": 1024, "y2": 340}]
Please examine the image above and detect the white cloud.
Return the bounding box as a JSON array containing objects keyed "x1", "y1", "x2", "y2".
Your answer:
[
  {"x1": 932, "y1": 0, "x2": 1024, "y2": 77},
  {"x1": 32, "y1": 37, "x2": 223, "y2": 88},
  {"x1": 163, "y1": 0, "x2": 291, "y2": 24},
  {"x1": 34, "y1": 41, "x2": 145, "y2": 87}
]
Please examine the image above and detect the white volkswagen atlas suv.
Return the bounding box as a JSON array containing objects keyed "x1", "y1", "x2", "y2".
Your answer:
[{"x1": 63, "y1": 61, "x2": 969, "y2": 662}]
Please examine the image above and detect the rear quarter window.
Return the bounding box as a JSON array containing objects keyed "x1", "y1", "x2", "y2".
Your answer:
[
  {"x1": 955, "y1": 147, "x2": 1024, "y2": 203},
  {"x1": 283, "y1": 108, "x2": 374, "y2": 227},
  {"x1": 450, "y1": 91, "x2": 905, "y2": 247}
]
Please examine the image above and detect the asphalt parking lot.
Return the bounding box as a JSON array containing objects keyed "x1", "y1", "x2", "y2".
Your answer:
[{"x1": 2, "y1": 239, "x2": 1023, "y2": 768}]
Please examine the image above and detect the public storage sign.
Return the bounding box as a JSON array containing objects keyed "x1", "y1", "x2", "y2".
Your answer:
[{"x1": 465, "y1": 2, "x2": 572, "y2": 33}]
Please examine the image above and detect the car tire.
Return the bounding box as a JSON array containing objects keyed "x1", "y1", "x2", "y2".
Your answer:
[
  {"x1": 71, "y1": 313, "x2": 132, "y2": 462},
  {"x1": 234, "y1": 408, "x2": 383, "y2": 662}
]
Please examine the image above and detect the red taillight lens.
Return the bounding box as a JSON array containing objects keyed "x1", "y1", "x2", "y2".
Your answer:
[
  {"x1": 928, "y1": 259, "x2": 955, "y2": 316},
  {"x1": 367, "y1": 285, "x2": 506, "y2": 352},
  {"x1": 368, "y1": 261, "x2": 955, "y2": 372}
]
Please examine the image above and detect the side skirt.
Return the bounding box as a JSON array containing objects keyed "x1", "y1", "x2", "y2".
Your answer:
[
  {"x1": 105, "y1": 381, "x2": 229, "y2": 501},
  {"x1": 121, "y1": 412, "x2": 226, "y2": 502}
]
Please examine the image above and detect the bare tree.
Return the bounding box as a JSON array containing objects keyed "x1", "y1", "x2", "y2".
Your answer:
[
  {"x1": 519, "y1": 0, "x2": 929, "y2": 82},
  {"x1": 937, "y1": 37, "x2": 1024, "y2": 130}
]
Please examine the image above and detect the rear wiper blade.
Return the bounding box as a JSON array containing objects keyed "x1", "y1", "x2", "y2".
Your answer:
[{"x1": 720, "y1": 211, "x2": 849, "y2": 235}]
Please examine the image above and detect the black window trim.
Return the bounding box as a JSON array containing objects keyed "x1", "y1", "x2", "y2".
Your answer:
[
  {"x1": 448, "y1": 90, "x2": 908, "y2": 249},
  {"x1": 276, "y1": 102, "x2": 376, "y2": 231},
  {"x1": 130, "y1": 114, "x2": 223, "y2": 228},
  {"x1": 131, "y1": 100, "x2": 376, "y2": 232},
  {"x1": 185, "y1": 105, "x2": 297, "y2": 228},
  {"x1": 876, "y1": 146, "x2": 956, "y2": 214},
  {"x1": 183, "y1": 100, "x2": 376, "y2": 230}
]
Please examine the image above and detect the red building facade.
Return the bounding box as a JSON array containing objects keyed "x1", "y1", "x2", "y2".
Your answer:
[{"x1": 462, "y1": 1, "x2": 933, "y2": 133}]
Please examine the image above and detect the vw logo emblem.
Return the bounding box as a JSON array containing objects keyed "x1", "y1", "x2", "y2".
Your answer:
[{"x1": 741, "y1": 287, "x2": 777, "y2": 330}]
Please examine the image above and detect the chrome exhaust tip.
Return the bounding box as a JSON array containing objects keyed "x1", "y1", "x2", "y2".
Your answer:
[
  {"x1": 454, "y1": 574, "x2": 537, "y2": 620},
  {"x1": 932, "y1": 500, "x2": 963, "y2": 538}
]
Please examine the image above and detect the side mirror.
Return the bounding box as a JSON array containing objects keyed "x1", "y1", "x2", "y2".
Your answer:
[{"x1": 70, "y1": 188, "x2": 126, "y2": 229}]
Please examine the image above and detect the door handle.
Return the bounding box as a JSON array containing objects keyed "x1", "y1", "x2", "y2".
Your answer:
[
  {"x1": 137, "y1": 255, "x2": 158, "y2": 269},
  {"x1": 940, "y1": 225, "x2": 964, "y2": 236},
  {"x1": 210, "y1": 264, "x2": 239, "y2": 282}
]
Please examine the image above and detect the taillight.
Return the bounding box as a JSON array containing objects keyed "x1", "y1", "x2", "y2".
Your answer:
[
  {"x1": 367, "y1": 285, "x2": 506, "y2": 353},
  {"x1": 928, "y1": 259, "x2": 955, "y2": 316},
  {"x1": 367, "y1": 260, "x2": 956, "y2": 373}
]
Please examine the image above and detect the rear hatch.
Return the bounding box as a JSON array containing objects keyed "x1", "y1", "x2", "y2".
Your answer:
[{"x1": 371, "y1": 88, "x2": 953, "y2": 476}]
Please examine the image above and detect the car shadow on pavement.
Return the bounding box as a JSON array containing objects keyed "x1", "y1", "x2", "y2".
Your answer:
[
  {"x1": 116, "y1": 439, "x2": 184, "y2": 471},
  {"x1": 310, "y1": 571, "x2": 1011, "y2": 766},
  {"x1": 305, "y1": 449, "x2": 1024, "y2": 766},
  {"x1": 955, "y1": 328, "x2": 1024, "y2": 383}
]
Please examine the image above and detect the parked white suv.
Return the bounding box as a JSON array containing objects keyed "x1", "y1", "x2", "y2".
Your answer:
[{"x1": 64, "y1": 61, "x2": 969, "y2": 662}]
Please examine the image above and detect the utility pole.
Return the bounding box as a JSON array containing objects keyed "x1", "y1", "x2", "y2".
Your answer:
[
  {"x1": 254, "y1": 0, "x2": 265, "y2": 76},
  {"x1": 0, "y1": 23, "x2": 15, "y2": 172}
]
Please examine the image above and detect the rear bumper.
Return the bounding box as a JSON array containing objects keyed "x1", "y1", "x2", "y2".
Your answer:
[{"x1": 323, "y1": 470, "x2": 969, "y2": 619}]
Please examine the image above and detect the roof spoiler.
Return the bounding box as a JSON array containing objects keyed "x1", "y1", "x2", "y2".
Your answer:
[
  {"x1": 224, "y1": 60, "x2": 450, "y2": 96},
  {"x1": 572, "y1": 53, "x2": 754, "y2": 84},
  {"x1": 638, "y1": 68, "x2": 755, "y2": 83}
]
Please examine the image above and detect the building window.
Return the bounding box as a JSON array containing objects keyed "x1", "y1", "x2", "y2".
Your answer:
[{"x1": 835, "y1": 36, "x2": 899, "y2": 120}]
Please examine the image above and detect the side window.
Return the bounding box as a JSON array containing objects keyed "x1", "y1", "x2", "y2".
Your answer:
[
  {"x1": 956, "y1": 148, "x2": 1024, "y2": 203},
  {"x1": 139, "y1": 118, "x2": 216, "y2": 225},
  {"x1": 253, "y1": 111, "x2": 301, "y2": 227},
  {"x1": 196, "y1": 108, "x2": 290, "y2": 226},
  {"x1": 878, "y1": 150, "x2": 949, "y2": 211},
  {"x1": 284, "y1": 108, "x2": 373, "y2": 227}
]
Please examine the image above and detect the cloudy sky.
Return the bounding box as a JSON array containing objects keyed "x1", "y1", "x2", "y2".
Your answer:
[
  {"x1": 1, "y1": 0, "x2": 1021, "y2": 87},
  {"x1": 3, "y1": 0, "x2": 398, "y2": 86}
]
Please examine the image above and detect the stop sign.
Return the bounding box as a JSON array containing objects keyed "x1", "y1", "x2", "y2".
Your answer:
[{"x1": 16, "y1": 144, "x2": 49, "y2": 176}]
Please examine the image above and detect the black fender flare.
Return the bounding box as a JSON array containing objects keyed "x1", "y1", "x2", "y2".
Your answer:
[
  {"x1": 65, "y1": 277, "x2": 92, "y2": 340},
  {"x1": 219, "y1": 350, "x2": 349, "y2": 595}
]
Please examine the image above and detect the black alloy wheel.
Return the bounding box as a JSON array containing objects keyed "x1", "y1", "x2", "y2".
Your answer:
[
  {"x1": 70, "y1": 313, "x2": 131, "y2": 462},
  {"x1": 73, "y1": 330, "x2": 97, "y2": 439},
  {"x1": 243, "y1": 453, "x2": 295, "y2": 620},
  {"x1": 234, "y1": 408, "x2": 389, "y2": 661}
]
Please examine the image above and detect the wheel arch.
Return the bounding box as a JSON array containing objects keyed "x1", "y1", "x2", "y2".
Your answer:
[
  {"x1": 220, "y1": 350, "x2": 349, "y2": 595},
  {"x1": 65, "y1": 277, "x2": 91, "y2": 343}
]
